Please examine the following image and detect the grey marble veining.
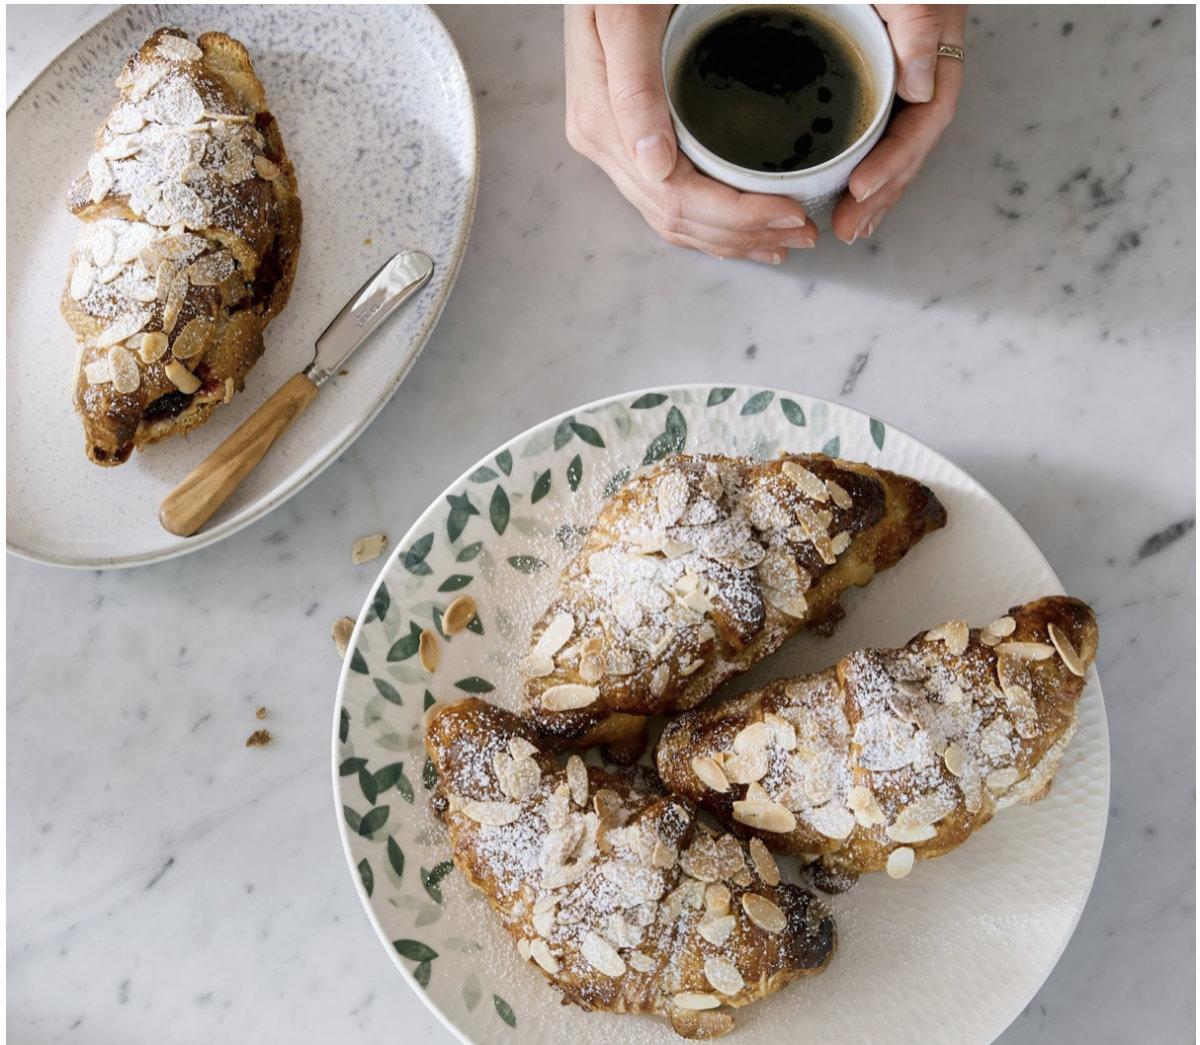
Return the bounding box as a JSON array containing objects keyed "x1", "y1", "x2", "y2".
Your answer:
[{"x1": 6, "y1": 5, "x2": 1195, "y2": 1044}]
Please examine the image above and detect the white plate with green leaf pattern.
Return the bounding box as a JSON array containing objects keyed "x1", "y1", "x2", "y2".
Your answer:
[{"x1": 332, "y1": 385, "x2": 1109, "y2": 1045}]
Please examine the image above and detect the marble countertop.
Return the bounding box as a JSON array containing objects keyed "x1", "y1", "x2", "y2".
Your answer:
[{"x1": 7, "y1": 5, "x2": 1195, "y2": 1043}]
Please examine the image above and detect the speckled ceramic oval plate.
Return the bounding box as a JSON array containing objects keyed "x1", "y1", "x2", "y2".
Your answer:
[
  {"x1": 7, "y1": 4, "x2": 477, "y2": 568},
  {"x1": 332, "y1": 386, "x2": 1109, "y2": 1045}
]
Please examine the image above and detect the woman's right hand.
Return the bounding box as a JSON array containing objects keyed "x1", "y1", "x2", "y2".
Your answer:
[{"x1": 564, "y1": 5, "x2": 818, "y2": 264}]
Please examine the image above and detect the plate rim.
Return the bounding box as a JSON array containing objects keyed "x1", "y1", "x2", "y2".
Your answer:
[
  {"x1": 5, "y1": 3, "x2": 481, "y2": 570},
  {"x1": 330, "y1": 382, "x2": 1111, "y2": 1045}
]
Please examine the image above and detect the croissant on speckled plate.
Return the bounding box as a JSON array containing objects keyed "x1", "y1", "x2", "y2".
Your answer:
[
  {"x1": 519, "y1": 451, "x2": 946, "y2": 762},
  {"x1": 654, "y1": 596, "x2": 1099, "y2": 891},
  {"x1": 61, "y1": 27, "x2": 301, "y2": 465},
  {"x1": 424, "y1": 697, "x2": 836, "y2": 1039}
]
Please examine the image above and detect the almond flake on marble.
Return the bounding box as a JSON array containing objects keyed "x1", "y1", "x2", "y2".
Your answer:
[{"x1": 351, "y1": 533, "x2": 388, "y2": 565}]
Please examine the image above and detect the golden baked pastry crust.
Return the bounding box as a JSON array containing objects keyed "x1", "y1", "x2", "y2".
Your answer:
[
  {"x1": 424, "y1": 698, "x2": 836, "y2": 1039},
  {"x1": 61, "y1": 28, "x2": 301, "y2": 465},
  {"x1": 654, "y1": 596, "x2": 1098, "y2": 889},
  {"x1": 520, "y1": 452, "x2": 945, "y2": 761}
]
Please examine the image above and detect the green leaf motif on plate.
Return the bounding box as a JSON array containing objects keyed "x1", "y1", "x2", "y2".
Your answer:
[
  {"x1": 870, "y1": 417, "x2": 886, "y2": 450},
  {"x1": 423, "y1": 689, "x2": 435, "y2": 711},
  {"x1": 339, "y1": 756, "x2": 368, "y2": 776},
  {"x1": 507, "y1": 555, "x2": 547, "y2": 573},
  {"x1": 569, "y1": 420, "x2": 605, "y2": 448},
  {"x1": 456, "y1": 541, "x2": 483, "y2": 562},
  {"x1": 707, "y1": 387, "x2": 734, "y2": 406},
  {"x1": 604, "y1": 467, "x2": 632, "y2": 498},
  {"x1": 455, "y1": 676, "x2": 495, "y2": 694},
  {"x1": 531, "y1": 470, "x2": 551, "y2": 504},
  {"x1": 781, "y1": 398, "x2": 806, "y2": 426},
  {"x1": 438, "y1": 574, "x2": 473, "y2": 592},
  {"x1": 388, "y1": 622, "x2": 423, "y2": 662},
  {"x1": 403, "y1": 533, "x2": 435, "y2": 576},
  {"x1": 422, "y1": 756, "x2": 438, "y2": 789},
  {"x1": 343, "y1": 804, "x2": 362, "y2": 833},
  {"x1": 373, "y1": 762, "x2": 405, "y2": 794},
  {"x1": 468, "y1": 465, "x2": 498, "y2": 483},
  {"x1": 421, "y1": 860, "x2": 454, "y2": 903},
  {"x1": 553, "y1": 416, "x2": 575, "y2": 450},
  {"x1": 414, "y1": 960, "x2": 432, "y2": 988},
  {"x1": 357, "y1": 858, "x2": 373, "y2": 897},
  {"x1": 495, "y1": 449, "x2": 513, "y2": 475},
  {"x1": 642, "y1": 406, "x2": 687, "y2": 464},
  {"x1": 466, "y1": 614, "x2": 484, "y2": 635},
  {"x1": 463, "y1": 973, "x2": 481, "y2": 1011},
  {"x1": 740, "y1": 390, "x2": 774, "y2": 415},
  {"x1": 431, "y1": 606, "x2": 447, "y2": 640},
  {"x1": 822, "y1": 435, "x2": 841, "y2": 457},
  {"x1": 387, "y1": 836, "x2": 405, "y2": 879},
  {"x1": 489, "y1": 486, "x2": 510, "y2": 536},
  {"x1": 359, "y1": 766, "x2": 379, "y2": 806},
  {"x1": 339, "y1": 708, "x2": 350, "y2": 744},
  {"x1": 567, "y1": 454, "x2": 582, "y2": 491},
  {"x1": 374, "y1": 678, "x2": 402, "y2": 705},
  {"x1": 396, "y1": 768, "x2": 415, "y2": 803},
  {"x1": 395, "y1": 939, "x2": 438, "y2": 961},
  {"x1": 494, "y1": 995, "x2": 517, "y2": 1028},
  {"x1": 359, "y1": 806, "x2": 389, "y2": 838},
  {"x1": 446, "y1": 493, "x2": 480, "y2": 543},
  {"x1": 371, "y1": 583, "x2": 391, "y2": 622},
  {"x1": 349, "y1": 648, "x2": 369, "y2": 674},
  {"x1": 631, "y1": 392, "x2": 667, "y2": 409}
]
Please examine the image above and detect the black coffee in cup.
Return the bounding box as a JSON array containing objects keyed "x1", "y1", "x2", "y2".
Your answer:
[{"x1": 670, "y1": 5, "x2": 877, "y2": 173}]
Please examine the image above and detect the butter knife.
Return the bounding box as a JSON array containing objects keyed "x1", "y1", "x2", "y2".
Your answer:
[{"x1": 159, "y1": 249, "x2": 434, "y2": 537}]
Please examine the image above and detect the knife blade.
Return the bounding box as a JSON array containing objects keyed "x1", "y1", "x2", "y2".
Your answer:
[{"x1": 159, "y1": 249, "x2": 435, "y2": 537}]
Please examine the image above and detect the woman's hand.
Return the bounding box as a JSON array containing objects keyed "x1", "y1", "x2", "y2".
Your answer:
[
  {"x1": 832, "y1": 5, "x2": 967, "y2": 244},
  {"x1": 564, "y1": 5, "x2": 817, "y2": 264}
]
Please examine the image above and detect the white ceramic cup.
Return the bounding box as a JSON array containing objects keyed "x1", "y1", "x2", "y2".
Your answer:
[{"x1": 662, "y1": 4, "x2": 896, "y2": 230}]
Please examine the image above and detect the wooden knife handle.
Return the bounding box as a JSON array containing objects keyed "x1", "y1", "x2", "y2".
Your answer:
[{"x1": 159, "y1": 372, "x2": 319, "y2": 537}]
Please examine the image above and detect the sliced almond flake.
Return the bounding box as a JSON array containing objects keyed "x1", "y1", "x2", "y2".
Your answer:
[
  {"x1": 532, "y1": 894, "x2": 556, "y2": 914},
  {"x1": 651, "y1": 839, "x2": 677, "y2": 869},
  {"x1": 656, "y1": 469, "x2": 690, "y2": 525},
  {"x1": 107, "y1": 106, "x2": 146, "y2": 134},
  {"x1": 533, "y1": 612, "x2": 575, "y2": 660},
  {"x1": 705, "y1": 883, "x2": 731, "y2": 915},
  {"x1": 763, "y1": 586, "x2": 809, "y2": 620},
  {"x1": 690, "y1": 755, "x2": 729, "y2": 793},
  {"x1": 492, "y1": 752, "x2": 515, "y2": 798},
  {"x1": 732, "y1": 799, "x2": 796, "y2": 834},
  {"x1": 886, "y1": 846, "x2": 915, "y2": 879},
  {"x1": 830, "y1": 531, "x2": 851, "y2": 556},
  {"x1": 627, "y1": 951, "x2": 656, "y2": 974},
  {"x1": 461, "y1": 799, "x2": 521, "y2": 826},
  {"x1": 101, "y1": 136, "x2": 143, "y2": 160},
  {"x1": 188, "y1": 251, "x2": 236, "y2": 286},
  {"x1": 524, "y1": 653, "x2": 554, "y2": 678},
  {"x1": 566, "y1": 755, "x2": 588, "y2": 807},
  {"x1": 87, "y1": 153, "x2": 114, "y2": 203},
  {"x1": 996, "y1": 641, "x2": 1055, "y2": 661},
  {"x1": 253, "y1": 154, "x2": 282, "y2": 180},
  {"x1": 722, "y1": 748, "x2": 768, "y2": 785},
  {"x1": 540, "y1": 683, "x2": 599, "y2": 711},
  {"x1": 748, "y1": 837, "x2": 780, "y2": 885},
  {"x1": 673, "y1": 992, "x2": 722, "y2": 1011},
  {"x1": 516, "y1": 937, "x2": 531, "y2": 961},
  {"x1": 330, "y1": 616, "x2": 354, "y2": 658},
  {"x1": 1046, "y1": 623, "x2": 1087, "y2": 675},
  {"x1": 170, "y1": 316, "x2": 214, "y2": 360},
  {"x1": 442, "y1": 595, "x2": 476, "y2": 635},
  {"x1": 898, "y1": 792, "x2": 957, "y2": 827},
  {"x1": 69, "y1": 262, "x2": 96, "y2": 300},
  {"x1": 529, "y1": 939, "x2": 559, "y2": 974},
  {"x1": 704, "y1": 955, "x2": 745, "y2": 996},
  {"x1": 156, "y1": 35, "x2": 204, "y2": 61},
  {"x1": 508, "y1": 736, "x2": 538, "y2": 761},
  {"x1": 980, "y1": 631, "x2": 1001, "y2": 646},
  {"x1": 926, "y1": 619, "x2": 970, "y2": 656},
  {"x1": 578, "y1": 651, "x2": 603, "y2": 683},
  {"x1": 351, "y1": 533, "x2": 388, "y2": 565},
  {"x1": 943, "y1": 742, "x2": 965, "y2": 777},
  {"x1": 741, "y1": 893, "x2": 786, "y2": 933},
  {"x1": 84, "y1": 359, "x2": 112, "y2": 385},
  {"x1": 135, "y1": 331, "x2": 169, "y2": 364},
  {"x1": 150, "y1": 232, "x2": 207, "y2": 260},
  {"x1": 162, "y1": 275, "x2": 188, "y2": 333},
  {"x1": 128, "y1": 280, "x2": 158, "y2": 303},
  {"x1": 793, "y1": 503, "x2": 837, "y2": 564},
  {"x1": 698, "y1": 914, "x2": 735, "y2": 946},
  {"x1": 986, "y1": 767, "x2": 1020, "y2": 791},
  {"x1": 108, "y1": 345, "x2": 140, "y2": 393},
  {"x1": 984, "y1": 615, "x2": 1017, "y2": 637},
  {"x1": 733, "y1": 721, "x2": 770, "y2": 754},
  {"x1": 744, "y1": 781, "x2": 770, "y2": 804},
  {"x1": 580, "y1": 933, "x2": 625, "y2": 977},
  {"x1": 164, "y1": 359, "x2": 200, "y2": 393},
  {"x1": 679, "y1": 834, "x2": 722, "y2": 882},
  {"x1": 96, "y1": 264, "x2": 124, "y2": 284},
  {"x1": 593, "y1": 788, "x2": 621, "y2": 823},
  {"x1": 885, "y1": 821, "x2": 936, "y2": 844},
  {"x1": 95, "y1": 309, "x2": 152, "y2": 348},
  {"x1": 650, "y1": 662, "x2": 671, "y2": 697},
  {"x1": 847, "y1": 785, "x2": 887, "y2": 827},
  {"x1": 418, "y1": 629, "x2": 440, "y2": 673},
  {"x1": 781, "y1": 460, "x2": 829, "y2": 501},
  {"x1": 827, "y1": 480, "x2": 853, "y2": 509},
  {"x1": 997, "y1": 667, "x2": 1039, "y2": 738}
]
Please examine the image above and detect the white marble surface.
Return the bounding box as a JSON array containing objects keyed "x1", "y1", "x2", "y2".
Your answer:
[{"x1": 6, "y1": 5, "x2": 1195, "y2": 1043}]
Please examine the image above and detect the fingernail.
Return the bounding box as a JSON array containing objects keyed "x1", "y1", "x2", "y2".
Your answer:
[
  {"x1": 635, "y1": 133, "x2": 673, "y2": 182},
  {"x1": 700, "y1": 249, "x2": 726, "y2": 261},
  {"x1": 848, "y1": 213, "x2": 873, "y2": 244},
  {"x1": 866, "y1": 211, "x2": 886, "y2": 237},
  {"x1": 780, "y1": 236, "x2": 815, "y2": 250},
  {"x1": 905, "y1": 55, "x2": 936, "y2": 102},
  {"x1": 768, "y1": 215, "x2": 807, "y2": 229},
  {"x1": 855, "y1": 178, "x2": 887, "y2": 203},
  {"x1": 749, "y1": 249, "x2": 783, "y2": 265}
]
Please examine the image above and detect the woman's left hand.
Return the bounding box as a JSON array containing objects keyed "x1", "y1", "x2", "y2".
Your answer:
[{"x1": 833, "y1": 5, "x2": 967, "y2": 244}]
